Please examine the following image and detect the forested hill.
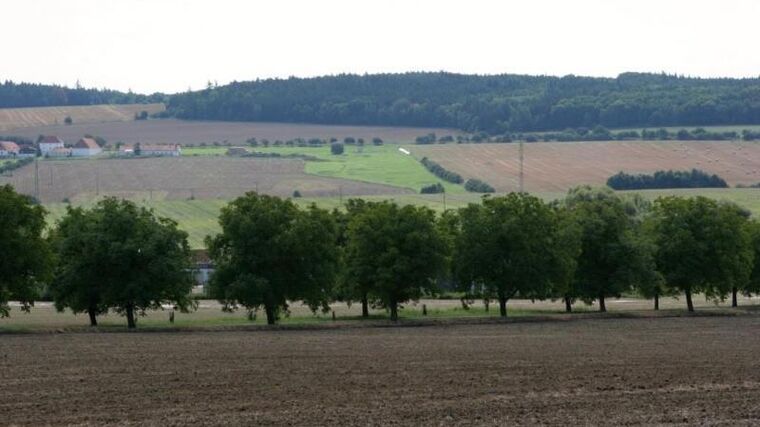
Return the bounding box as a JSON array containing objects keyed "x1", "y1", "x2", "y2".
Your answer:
[
  {"x1": 166, "y1": 72, "x2": 760, "y2": 133},
  {"x1": 0, "y1": 81, "x2": 165, "y2": 108}
]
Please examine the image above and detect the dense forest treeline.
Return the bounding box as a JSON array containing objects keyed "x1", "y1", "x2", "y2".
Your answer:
[
  {"x1": 165, "y1": 72, "x2": 760, "y2": 132},
  {"x1": 0, "y1": 81, "x2": 164, "y2": 108},
  {"x1": 6, "y1": 73, "x2": 760, "y2": 133}
]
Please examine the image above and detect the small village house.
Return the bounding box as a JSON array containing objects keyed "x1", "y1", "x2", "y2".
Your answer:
[
  {"x1": 191, "y1": 249, "x2": 214, "y2": 295},
  {"x1": 38, "y1": 135, "x2": 65, "y2": 154},
  {"x1": 71, "y1": 137, "x2": 102, "y2": 157},
  {"x1": 0, "y1": 141, "x2": 20, "y2": 157}
]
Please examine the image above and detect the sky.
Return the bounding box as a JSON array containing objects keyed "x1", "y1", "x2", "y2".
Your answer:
[{"x1": 3, "y1": 0, "x2": 760, "y2": 94}]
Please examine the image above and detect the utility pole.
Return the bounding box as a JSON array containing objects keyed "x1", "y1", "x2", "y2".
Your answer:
[
  {"x1": 34, "y1": 157, "x2": 39, "y2": 200},
  {"x1": 95, "y1": 167, "x2": 100, "y2": 196},
  {"x1": 442, "y1": 190, "x2": 446, "y2": 211},
  {"x1": 339, "y1": 186, "x2": 343, "y2": 205},
  {"x1": 518, "y1": 140, "x2": 524, "y2": 193}
]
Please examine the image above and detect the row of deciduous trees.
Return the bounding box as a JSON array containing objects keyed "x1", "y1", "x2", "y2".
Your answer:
[{"x1": 1, "y1": 184, "x2": 759, "y2": 327}]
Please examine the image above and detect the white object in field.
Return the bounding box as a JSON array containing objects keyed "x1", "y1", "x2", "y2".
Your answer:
[{"x1": 399, "y1": 147, "x2": 410, "y2": 155}]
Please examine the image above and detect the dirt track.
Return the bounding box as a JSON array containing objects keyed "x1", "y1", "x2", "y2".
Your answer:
[{"x1": 2, "y1": 316, "x2": 759, "y2": 426}]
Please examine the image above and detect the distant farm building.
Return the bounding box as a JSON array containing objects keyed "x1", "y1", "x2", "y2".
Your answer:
[
  {"x1": 0, "y1": 141, "x2": 20, "y2": 157},
  {"x1": 38, "y1": 135, "x2": 65, "y2": 154},
  {"x1": 191, "y1": 249, "x2": 214, "y2": 295},
  {"x1": 72, "y1": 137, "x2": 102, "y2": 157},
  {"x1": 226, "y1": 147, "x2": 250, "y2": 156},
  {"x1": 17, "y1": 146, "x2": 37, "y2": 158},
  {"x1": 121, "y1": 143, "x2": 181, "y2": 157},
  {"x1": 47, "y1": 147, "x2": 72, "y2": 158}
]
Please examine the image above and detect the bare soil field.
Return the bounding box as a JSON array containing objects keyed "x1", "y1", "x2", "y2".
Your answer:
[
  {"x1": 7, "y1": 118, "x2": 460, "y2": 145},
  {"x1": 413, "y1": 141, "x2": 760, "y2": 192},
  {"x1": 2, "y1": 316, "x2": 759, "y2": 426},
  {"x1": 0, "y1": 104, "x2": 165, "y2": 132},
  {"x1": 0, "y1": 157, "x2": 409, "y2": 203}
]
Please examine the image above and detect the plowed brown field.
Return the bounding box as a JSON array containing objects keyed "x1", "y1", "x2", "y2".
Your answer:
[
  {"x1": 1, "y1": 316, "x2": 759, "y2": 426},
  {"x1": 0, "y1": 104, "x2": 166, "y2": 131},
  {"x1": 0, "y1": 157, "x2": 409, "y2": 203},
  {"x1": 7, "y1": 119, "x2": 459, "y2": 145},
  {"x1": 413, "y1": 141, "x2": 760, "y2": 192}
]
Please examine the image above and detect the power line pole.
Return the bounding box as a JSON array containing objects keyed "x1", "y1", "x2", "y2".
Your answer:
[
  {"x1": 442, "y1": 190, "x2": 446, "y2": 211},
  {"x1": 518, "y1": 140, "x2": 524, "y2": 193},
  {"x1": 34, "y1": 157, "x2": 39, "y2": 200}
]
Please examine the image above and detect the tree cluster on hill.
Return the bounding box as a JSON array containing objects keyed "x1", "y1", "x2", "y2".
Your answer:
[
  {"x1": 0, "y1": 81, "x2": 165, "y2": 108},
  {"x1": 165, "y1": 72, "x2": 760, "y2": 132},
  {"x1": 2, "y1": 186, "x2": 760, "y2": 326},
  {"x1": 607, "y1": 169, "x2": 728, "y2": 190},
  {"x1": 464, "y1": 179, "x2": 495, "y2": 193},
  {"x1": 420, "y1": 157, "x2": 463, "y2": 184},
  {"x1": 420, "y1": 183, "x2": 444, "y2": 194}
]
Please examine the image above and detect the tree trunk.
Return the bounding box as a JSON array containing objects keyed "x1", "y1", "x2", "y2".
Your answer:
[
  {"x1": 732, "y1": 287, "x2": 738, "y2": 308},
  {"x1": 126, "y1": 304, "x2": 136, "y2": 329},
  {"x1": 498, "y1": 295, "x2": 507, "y2": 317},
  {"x1": 389, "y1": 300, "x2": 398, "y2": 322},
  {"x1": 361, "y1": 294, "x2": 369, "y2": 318},
  {"x1": 598, "y1": 293, "x2": 606, "y2": 313},
  {"x1": 564, "y1": 295, "x2": 572, "y2": 313},
  {"x1": 685, "y1": 288, "x2": 694, "y2": 312},
  {"x1": 654, "y1": 293, "x2": 659, "y2": 311},
  {"x1": 264, "y1": 303, "x2": 276, "y2": 325},
  {"x1": 88, "y1": 310, "x2": 98, "y2": 327}
]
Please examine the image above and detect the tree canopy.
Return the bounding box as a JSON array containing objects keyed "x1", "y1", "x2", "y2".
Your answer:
[
  {"x1": 345, "y1": 201, "x2": 447, "y2": 321},
  {"x1": 50, "y1": 198, "x2": 194, "y2": 328},
  {"x1": 648, "y1": 196, "x2": 754, "y2": 311},
  {"x1": 207, "y1": 193, "x2": 339, "y2": 324},
  {"x1": 453, "y1": 193, "x2": 573, "y2": 316},
  {"x1": 0, "y1": 185, "x2": 53, "y2": 317}
]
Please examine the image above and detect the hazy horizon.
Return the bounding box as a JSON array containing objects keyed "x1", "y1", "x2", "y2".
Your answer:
[{"x1": 5, "y1": 0, "x2": 760, "y2": 94}]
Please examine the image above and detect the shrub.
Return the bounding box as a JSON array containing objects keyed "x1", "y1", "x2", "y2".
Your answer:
[
  {"x1": 420, "y1": 183, "x2": 445, "y2": 194},
  {"x1": 607, "y1": 169, "x2": 728, "y2": 190},
  {"x1": 331, "y1": 142, "x2": 345, "y2": 155},
  {"x1": 372, "y1": 137, "x2": 383, "y2": 146},
  {"x1": 292, "y1": 190, "x2": 302, "y2": 198},
  {"x1": 464, "y1": 179, "x2": 495, "y2": 193},
  {"x1": 420, "y1": 157, "x2": 463, "y2": 184}
]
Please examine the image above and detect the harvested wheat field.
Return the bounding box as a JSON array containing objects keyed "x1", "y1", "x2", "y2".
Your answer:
[
  {"x1": 414, "y1": 141, "x2": 760, "y2": 192},
  {"x1": 7, "y1": 119, "x2": 460, "y2": 145},
  {"x1": 0, "y1": 157, "x2": 409, "y2": 203},
  {"x1": 1, "y1": 316, "x2": 759, "y2": 426},
  {"x1": 0, "y1": 104, "x2": 165, "y2": 131}
]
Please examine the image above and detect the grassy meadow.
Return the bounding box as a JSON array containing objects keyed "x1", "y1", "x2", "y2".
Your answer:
[{"x1": 184, "y1": 144, "x2": 465, "y2": 193}]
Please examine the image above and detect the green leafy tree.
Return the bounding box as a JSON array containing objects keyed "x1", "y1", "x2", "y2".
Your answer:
[
  {"x1": 649, "y1": 196, "x2": 753, "y2": 311},
  {"x1": 453, "y1": 193, "x2": 570, "y2": 317},
  {"x1": 50, "y1": 198, "x2": 194, "y2": 328},
  {"x1": 346, "y1": 202, "x2": 446, "y2": 321},
  {"x1": 565, "y1": 186, "x2": 654, "y2": 312},
  {"x1": 0, "y1": 185, "x2": 53, "y2": 317},
  {"x1": 335, "y1": 199, "x2": 375, "y2": 317},
  {"x1": 207, "y1": 193, "x2": 339, "y2": 324},
  {"x1": 744, "y1": 220, "x2": 760, "y2": 305}
]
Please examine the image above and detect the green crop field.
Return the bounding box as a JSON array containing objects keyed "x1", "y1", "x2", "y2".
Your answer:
[
  {"x1": 183, "y1": 144, "x2": 466, "y2": 194},
  {"x1": 43, "y1": 188, "x2": 760, "y2": 249}
]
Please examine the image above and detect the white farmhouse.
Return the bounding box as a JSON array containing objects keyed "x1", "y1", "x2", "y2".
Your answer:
[
  {"x1": 38, "y1": 135, "x2": 64, "y2": 154},
  {"x1": 0, "y1": 141, "x2": 20, "y2": 157},
  {"x1": 71, "y1": 137, "x2": 102, "y2": 157}
]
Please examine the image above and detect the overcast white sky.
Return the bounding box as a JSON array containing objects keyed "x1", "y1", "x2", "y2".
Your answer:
[{"x1": 3, "y1": 0, "x2": 759, "y2": 94}]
